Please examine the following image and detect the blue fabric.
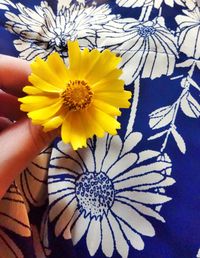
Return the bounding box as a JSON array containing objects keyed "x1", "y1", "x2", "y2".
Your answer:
[{"x1": 0, "y1": 0, "x2": 199, "y2": 257}]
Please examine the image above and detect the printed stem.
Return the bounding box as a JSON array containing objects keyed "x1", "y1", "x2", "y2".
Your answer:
[
  {"x1": 125, "y1": 77, "x2": 140, "y2": 138},
  {"x1": 158, "y1": 7, "x2": 162, "y2": 17},
  {"x1": 160, "y1": 62, "x2": 196, "y2": 152}
]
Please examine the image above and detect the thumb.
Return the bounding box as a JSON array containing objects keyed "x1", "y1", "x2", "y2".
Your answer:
[{"x1": 0, "y1": 118, "x2": 58, "y2": 199}]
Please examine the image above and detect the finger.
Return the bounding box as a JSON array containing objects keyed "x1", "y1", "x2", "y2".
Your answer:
[
  {"x1": 0, "y1": 90, "x2": 25, "y2": 120},
  {"x1": 0, "y1": 117, "x2": 12, "y2": 131},
  {"x1": 0, "y1": 118, "x2": 59, "y2": 199},
  {"x1": 0, "y1": 55, "x2": 31, "y2": 97}
]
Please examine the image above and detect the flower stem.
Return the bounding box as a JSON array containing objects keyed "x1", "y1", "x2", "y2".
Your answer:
[{"x1": 125, "y1": 77, "x2": 140, "y2": 138}]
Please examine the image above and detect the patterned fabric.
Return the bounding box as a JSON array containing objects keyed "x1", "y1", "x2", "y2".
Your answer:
[{"x1": 0, "y1": 0, "x2": 200, "y2": 257}]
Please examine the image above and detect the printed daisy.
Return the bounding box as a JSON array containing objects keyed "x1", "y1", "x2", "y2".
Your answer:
[
  {"x1": 176, "y1": 7, "x2": 200, "y2": 59},
  {"x1": 4, "y1": 1, "x2": 116, "y2": 60},
  {"x1": 98, "y1": 17, "x2": 178, "y2": 85},
  {"x1": 47, "y1": 133, "x2": 175, "y2": 257},
  {"x1": 18, "y1": 40, "x2": 131, "y2": 150}
]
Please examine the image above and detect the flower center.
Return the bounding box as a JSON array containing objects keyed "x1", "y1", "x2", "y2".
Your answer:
[
  {"x1": 75, "y1": 172, "x2": 115, "y2": 219},
  {"x1": 137, "y1": 26, "x2": 156, "y2": 38},
  {"x1": 62, "y1": 80, "x2": 93, "y2": 111}
]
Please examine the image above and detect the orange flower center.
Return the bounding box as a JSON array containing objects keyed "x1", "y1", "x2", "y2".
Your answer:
[{"x1": 62, "y1": 80, "x2": 93, "y2": 111}]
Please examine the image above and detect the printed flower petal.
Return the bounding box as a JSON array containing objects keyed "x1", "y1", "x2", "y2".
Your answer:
[
  {"x1": 101, "y1": 216, "x2": 114, "y2": 257},
  {"x1": 0, "y1": 229, "x2": 23, "y2": 258},
  {"x1": 116, "y1": 161, "x2": 171, "y2": 181},
  {"x1": 94, "y1": 135, "x2": 108, "y2": 172},
  {"x1": 107, "y1": 153, "x2": 138, "y2": 179},
  {"x1": 114, "y1": 172, "x2": 165, "y2": 189},
  {"x1": 108, "y1": 212, "x2": 129, "y2": 258},
  {"x1": 118, "y1": 219, "x2": 144, "y2": 251},
  {"x1": 117, "y1": 191, "x2": 171, "y2": 205},
  {"x1": 49, "y1": 190, "x2": 75, "y2": 222},
  {"x1": 112, "y1": 200, "x2": 155, "y2": 237},
  {"x1": 86, "y1": 218, "x2": 101, "y2": 256},
  {"x1": 102, "y1": 135, "x2": 122, "y2": 172},
  {"x1": 55, "y1": 198, "x2": 77, "y2": 236},
  {"x1": 72, "y1": 213, "x2": 90, "y2": 245}
]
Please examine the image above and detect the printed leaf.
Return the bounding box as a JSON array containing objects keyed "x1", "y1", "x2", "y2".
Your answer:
[
  {"x1": 148, "y1": 130, "x2": 168, "y2": 141},
  {"x1": 149, "y1": 105, "x2": 174, "y2": 130},
  {"x1": 180, "y1": 92, "x2": 200, "y2": 118},
  {"x1": 187, "y1": 77, "x2": 200, "y2": 91},
  {"x1": 171, "y1": 128, "x2": 186, "y2": 154},
  {"x1": 137, "y1": 150, "x2": 160, "y2": 164},
  {"x1": 121, "y1": 132, "x2": 142, "y2": 156},
  {"x1": 176, "y1": 59, "x2": 194, "y2": 68}
]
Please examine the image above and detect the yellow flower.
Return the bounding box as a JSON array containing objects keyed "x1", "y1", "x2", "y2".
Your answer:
[{"x1": 19, "y1": 41, "x2": 131, "y2": 150}]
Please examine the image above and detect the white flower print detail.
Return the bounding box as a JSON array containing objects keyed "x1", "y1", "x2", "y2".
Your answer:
[
  {"x1": 4, "y1": 1, "x2": 117, "y2": 60},
  {"x1": 15, "y1": 147, "x2": 51, "y2": 211},
  {"x1": 98, "y1": 16, "x2": 178, "y2": 84},
  {"x1": 48, "y1": 133, "x2": 175, "y2": 257},
  {"x1": 115, "y1": 0, "x2": 194, "y2": 9},
  {"x1": 176, "y1": 7, "x2": 200, "y2": 59},
  {"x1": 0, "y1": 184, "x2": 31, "y2": 257},
  {"x1": 197, "y1": 248, "x2": 200, "y2": 258},
  {"x1": 0, "y1": 0, "x2": 15, "y2": 10}
]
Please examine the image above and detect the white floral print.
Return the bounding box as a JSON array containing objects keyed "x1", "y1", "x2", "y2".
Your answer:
[
  {"x1": 48, "y1": 133, "x2": 175, "y2": 257},
  {"x1": 116, "y1": 0, "x2": 195, "y2": 9},
  {"x1": 98, "y1": 16, "x2": 178, "y2": 84},
  {"x1": 5, "y1": 1, "x2": 117, "y2": 60},
  {"x1": 176, "y1": 7, "x2": 200, "y2": 59},
  {"x1": 0, "y1": 0, "x2": 199, "y2": 257}
]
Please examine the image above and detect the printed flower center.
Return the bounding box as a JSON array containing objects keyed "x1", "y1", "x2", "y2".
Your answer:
[
  {"x1": 48, "y1": 28, "x2": 68, "y2": 51},
  {"x1": 137, "y1": 26, "x2": 156, "y2": 38},
  {"x1": 76, "y1": 172, "x2": 115, "y2": 218},
  {"x1": 62, "y1": 80, "x2": 93, "y2": 111}
]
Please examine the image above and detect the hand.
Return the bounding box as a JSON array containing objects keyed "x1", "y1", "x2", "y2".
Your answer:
[{"x1": 0, "y1": 55, "x2": 58, "y2": 199}]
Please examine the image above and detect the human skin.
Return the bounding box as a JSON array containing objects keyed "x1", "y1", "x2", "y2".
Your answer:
[{"x1": 0, "y1": 55, "x2": 58, "y2": 199}]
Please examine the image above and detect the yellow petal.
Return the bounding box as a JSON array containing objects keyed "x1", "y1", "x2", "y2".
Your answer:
[
  {"x1": 61, "y1": 113, "x2": 72, "y2": 144},
  {"x1": 62, "y1": 112, "x2": 88, "y2": 150},
  {"x1": 68, "y1": 41, "x2": 81, "y2": 79},
  {"x1": 95, "y1": 91, "x2": 131, "y2": 108},
  {"x1": 92, "y1": 79, "x2": 124, "y2": 92},
  {"x1": 79, "y1": 48, "x2": 100, "y2": 79},
  {"x1": 29, "y1": 74, "x2": 63, "y2": 93},
  {"x1": 93, "y1": 100, "x2": 121, "y2": 116},
  {"x1": 31, "y1": 57, "x2": 64, "y2": 86},
  {"x1": 19, "y1": 40, "x2": 131, "y2": 150},
  {"x1": 85, "y1": 49, "x2": 121, "y2": 85},
  {"x1": 91, "y1": 107, "x2": 121, "y2": 135},
  {"x1": 70, "y1": 112, "x2": 87, "y2": 150},
  {"x1": 28, "y1": 100, "x2": 63, "y2": 120},
  {"x1": 22, "y1": 86, "x2": 43, "y2": 95},
  {"x1": 46, "y1": 52, "x2": 70, "y2": 82},
  {"x1": 43, "y1": 115, "x2": 63, "y2": 132},
  {"x1": 19, "y1": 96, "x2": 58, "y2": 111},
  {"x1": 81, "y1": 109, "x2": 105, "y2": 138}
]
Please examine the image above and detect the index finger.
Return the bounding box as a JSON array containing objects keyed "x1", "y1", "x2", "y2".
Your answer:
[{"x1": 0, "y1": 55, "x2": 31, "y2": 97}]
